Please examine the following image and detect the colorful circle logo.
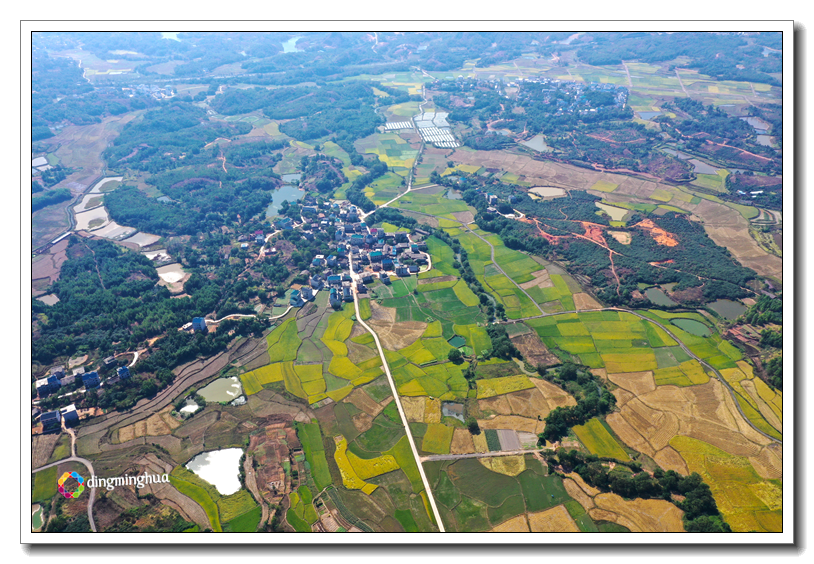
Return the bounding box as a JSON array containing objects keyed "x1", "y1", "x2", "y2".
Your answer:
[{"x1": 57, "y1": 471, "x2": 85, "y2": 499}]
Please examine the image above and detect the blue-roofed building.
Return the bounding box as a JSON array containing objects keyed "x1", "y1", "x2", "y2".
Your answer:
[
  {"x1": 274, "y1": 217, "x2": 293, "y2": 230},
  {"x1": 329, "y1": 287, "x2": 342, "y2": 309},
  {"x1": 290, "y1": 289, "x2": 304, "y2": 307},
  {"x1": 301, "y1": 286, "x2": 314, "y2": 301},
  {"x1": 255, "y1": 234, "x2": 265, "y2": 245},
  {"x1": 310, "y1": 275, "x2": 323, "y2": 289},
  {"x1": 408, "y1": 265, "x2": 420, "y2": 274},
  {"x1": 82, "y1": 371, "x2": 100, "y2": 389},
  {"x1": 41, "y1": 410, "x2": 62, "y2": 432},
  {"x1": 342, "y1": 287, "x2": 353, "y2": 302},
  {"x1": 370, "y1": 251, "x2": 383, "y2": 262},
  {"x1": 192, "y1": 317, "x2": 208, "y2": 334},
  {"x1": 327, "y1": 255, "x2": 337, "y2": 267},
  {"x1": 327, "y1": 275, "x2": 341, "y2": 286},
  {"x1": 60, "y1": 404, "x2": 79, "y2": 426},
  {"x1": 117, "y1": 366, "x2": 131, "y2": 380},
  {"x1": 382, "y1": 258, "x2": 394, "y2": 269}
]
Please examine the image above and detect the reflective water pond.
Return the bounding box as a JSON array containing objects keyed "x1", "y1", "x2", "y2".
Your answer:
[{"x1": 185, "y1": 448, "x2": 244, "y2": 495}]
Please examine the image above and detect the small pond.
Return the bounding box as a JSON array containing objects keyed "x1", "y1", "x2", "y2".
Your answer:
[
  {"x1": 32, "y1": 505, "x2": 43, "y2": 531},
  {"x1": 185, "y1": 448, "x2": 244, "y2": 495},
  {"x1": 281, "y1": 173, "x2": 302, "y2": 183},
  {"x1": 645, "y1": 287, "x2": 677, "y2": 307},
  {"x1": 756, "y1": 135, "x2": 775, "y2": 147},
  {"x1": 662, "y1": 148, "x2": 691, "y2": 160},
  {"x1": 442, "y1": 402, "x2": 465, "y2": 422},
  {"x1": 707, "y1": 299, "x2": 747, "y2": 320},
  {"x1": 530, "y1": 186, "x2": 566, "y2": 198},
  {"x1": 445, "y1": 189, "x2": 462, "y2": 200},
  {"x1": 670, "y1": 318, "x2": 710, "y2": 337},
  {"x1": 741, "y1": 116, "x2": 771, "y2": 133},
  {"x1": 266, "y1": 185, "x2": 304, "y2": 218},
  {"x1": 180, "y1": 399, "x2": 201, "y2": 415},
  {"x1": 596, "y1": 202, "x2": 628, "y2": 221},
  {"x1": 198, "y1": 376, "x2": 243, "y2": 403},
  {"x1": 688, "y1": 159, "x2": 720, "y2": 175},
  {"x1": 282, "y1": 36, "x2": 302, "y2": 53},
  {"x1": 520, "y1": 134, "x2": 553, "y2": 152}
]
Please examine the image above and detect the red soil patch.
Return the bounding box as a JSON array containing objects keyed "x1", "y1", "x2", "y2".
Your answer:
[
  {"x1": 648, "y1": 259, "x2": 674, "y2": 266},
  {"x1": 580, "y1": 222, "x2": 608, "y2": 246},
  {"x1": 633, "y1": 219, "x2": 679, "y2": 247}
]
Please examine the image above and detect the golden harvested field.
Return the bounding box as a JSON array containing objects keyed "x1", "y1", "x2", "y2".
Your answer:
[
  {"x1": 563, "y1": 478, "x2": 595, "y2": 511},
  {"x1": 472, "y1": 432, "x2": 489, "y2": 453},
  {"x1": 367, "y1": 302, "x2": 427, "y2": 350},
  {"x1": 478, "y1": 455, "x2": 526, "y2": 476},
  {"x1": 490, "y1": 514, "x2": 530, "y2": 532},
  {"x1": 450, "y1": 428, "x2": 476, "y2": 454},
  {"x1": 477, "y1": 415, "x2": 544, "y2": 435},
  {"x1": 528, "y1": 505, "x2": 580, "y2": 532},
  {"x1": 532, "y1": 379, "x2": 578, "y2": 409},
  {"x1": 592, "y1": 493, "x2": 685, "y2": 532},
  {"x1": 607, "y1": 371, "x2": 656, "y2": 396},
  {"x1": 116, "y1": 407, "x2": 178, "y2": 443},
  {"x1": 424, "y1": 397, "x2": 442, "y2": 424},
  {"x1": 669, "y1": 435, "x2": 782, "y2": 532},
  {"x1": 653, "y1": 446, "x2": 689, "y2": 475},
  {"x1": 401, "y1": 396, "x2": 425, "y2": 423},
  {"x1": 344, "y1": 388, "x2": 385, "y2": 418},
  {"x1": 573, "y1": 292, "x2": 603, "y2": 310}
]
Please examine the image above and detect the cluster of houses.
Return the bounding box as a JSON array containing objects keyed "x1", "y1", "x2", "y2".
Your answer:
[
  {"x1": 34, "y1": 363, "x2": 132, "y2": 433},
  {"x1": 36, "y1": 363, "x2": 132, "y2": 400},
  {"x1": 267, "y1": 200, "x2": 434, "y2": 310}
]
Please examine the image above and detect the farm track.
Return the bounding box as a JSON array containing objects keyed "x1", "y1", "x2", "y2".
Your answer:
[
  {"x1": 421, "y1": 448, "x2": 550, "y2": 462},
  {"x1": 32, "y1": 426, "x2": 97, "y2": 532}
]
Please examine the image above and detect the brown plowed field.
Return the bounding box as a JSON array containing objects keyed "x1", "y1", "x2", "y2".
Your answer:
[{"x1": 511, "y1": 332, "x2": 560, "y2": 367}]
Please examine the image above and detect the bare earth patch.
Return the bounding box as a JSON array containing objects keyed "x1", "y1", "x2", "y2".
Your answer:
[
  {"x1": 519, "y1": 269, "x2": 552, "y2": 290},
  {"x1": 607, "y1": 230, "x2": 632, "y2": 245}
]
